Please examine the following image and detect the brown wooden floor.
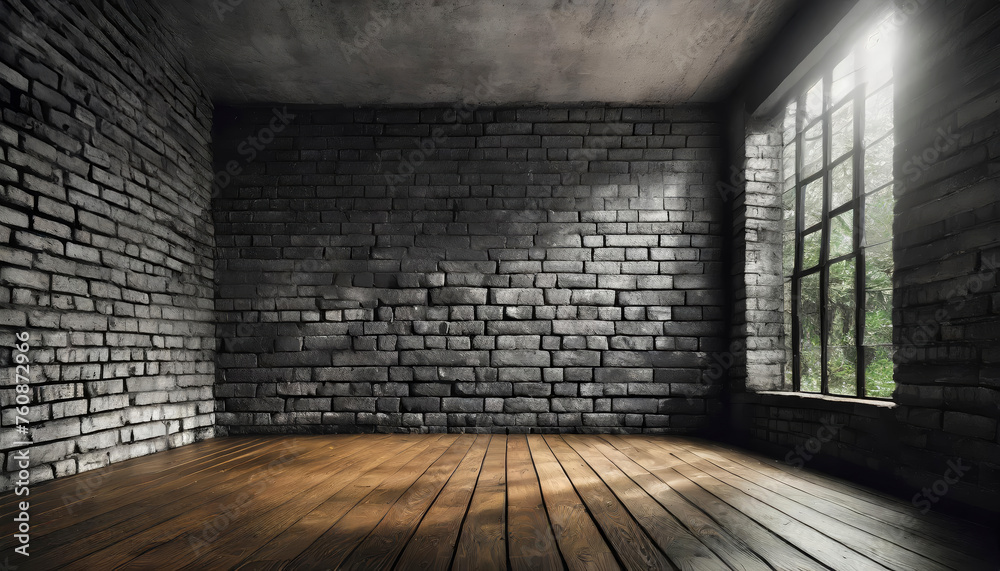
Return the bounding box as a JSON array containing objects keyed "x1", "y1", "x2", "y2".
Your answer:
[{"x1": 2, "y1": 434, "x2": 997, "y2": 570}]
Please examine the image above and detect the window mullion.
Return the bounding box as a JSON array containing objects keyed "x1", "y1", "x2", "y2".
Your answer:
[
  {"x1": 792, "y1": 93, "x2": 805, "y2": 393},
  {"x1": 855, "y1": 46, "x2": 869, "y2": 398},
  {"x1": 820, "y1": 72, "x2": 832, "y2": 396}
]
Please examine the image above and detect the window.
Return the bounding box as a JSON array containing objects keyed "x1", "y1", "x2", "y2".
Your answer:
[{"x1": 782, "y1": 13, "x2": 896, "y2": 398}]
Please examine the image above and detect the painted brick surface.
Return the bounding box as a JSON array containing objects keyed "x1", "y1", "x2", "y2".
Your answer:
[
  {"x1": 0, "y1": 0, "x2": 215, "y2": 490},
  {"x1": 214, "y1": 105, "x2": 728, "y2": 434}
]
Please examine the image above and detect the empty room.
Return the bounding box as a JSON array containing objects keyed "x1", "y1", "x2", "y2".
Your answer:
[{"x1": 1, "y1": 0, "x2": 999, "y2": 569}]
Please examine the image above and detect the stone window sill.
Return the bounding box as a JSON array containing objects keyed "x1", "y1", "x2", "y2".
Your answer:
[{"x1": 749, "y1": 390, "x2": 896, "y2": 411}]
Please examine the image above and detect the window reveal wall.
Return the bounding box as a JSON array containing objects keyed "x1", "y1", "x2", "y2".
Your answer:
[{"x1": 213, "y1": 106, "x2": 728, "y2": 434}]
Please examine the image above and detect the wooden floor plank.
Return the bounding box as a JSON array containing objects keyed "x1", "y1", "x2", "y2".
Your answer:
[
  {"x1": 451, "y1": 434, "x2": 507, "y2": 571},
  {"x1": 660, "y1": 442, "x2": 952, "y2": 571},
  {"x1": 284, "y1": 435, "x2": 461, "y2": 569},
  {"x1": 0, "y1": 436, "x2": 253, "y2": 514},
  {"x1": 671, "y1": 435, "x2": 999, "y2": 563},
  {"x1": 6, "y1": 437, "x2": 306, "y2": 562},
  {"x1": 667, "y1": 437, "x2": 996, "y2": 571},
  {"x1": 337, "y1": 435, "x2": 477, "y2": 570},
  {"x1": 75, "y1": 435, "x2": 395, "y2": 570},
  {"x1": 394, "y1": 435, "x2": 491, "y2": 571},
  {"x1": 238, "y1": 434, "x2": 451, "y2": 569},
  {"x1": 603, "y1": 435, "x2": 833, "y2": 571},
  {"x1": 623, "y1": 437, "x2": 890, "y2": 571},
  {"x1": 0, "y1": 436, "x2": 273, "y2": 531},
  {"x1": 582, "y1": 436, "x2": 771, "y2": 571},
  {"x1": 545, "y1": 435, "x2": 676, "y2": 571},
  {"x1": 526, "y1": 434, "x2": 621, "y2": 571},
  {"x1": 36, "y1": 435, "x2": 372, "y2": 569},
  {"x1": 563, "y1": 434, "x2": 738, "y2": 571},
  {"x1": 505, "y1": 434, "x2": 563, "y2": 571},
  {"x1": 2, "y1": 434, "x2": 994, "y2": 571}
]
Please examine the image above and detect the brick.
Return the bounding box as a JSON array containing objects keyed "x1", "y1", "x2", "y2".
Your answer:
[
  {"x1": 430, "y1": 287, "x2": 487, "y2": 305},
  {"x1": 552, "y1": 320, "x2": 615, "y2": 336},
  {"x1": 490, "y1": 288, "x2": 545, "y2": 305},
  {"x1": 942, "y1": 412, "x2": 997, "y2": 440},
  {"x1": 491, "y1": 350, "x2": 550, "y2": 367},
  {"x1": 583, "y1": 413, "x2": 625, "y2": 426},
  {"x1": 570, "y1": 289, "x2": 616, "y2": 305},
  {"x1": 399, "y1": 350, "x2": 489, "y2": 366},
  {"x1": 552, "y1": 398, "x2": 593, "y2": 412},
  {"x1": 441, "y1": 398, "x2": 483, "y2": 412},
  {"x1": 504, "y1": 398, "x2": 550, "y2": 413},
  {"x1": 552, "y1": 350, "x2": 601, "y2": 367},
  {"x1": 333, "y1": 397, "x2": 377, "y2": 412}
]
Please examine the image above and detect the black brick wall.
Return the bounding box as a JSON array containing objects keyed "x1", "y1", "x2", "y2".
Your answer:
[
  {"x1": 890, "y1": 0, "x2": 1000, "y2": 515},
  {"x1": 0, "y1": 0, "x2": 215, "y2": 490},
  {"x1": 213, "y1": 105, "x2": 728, "y2": 434}
]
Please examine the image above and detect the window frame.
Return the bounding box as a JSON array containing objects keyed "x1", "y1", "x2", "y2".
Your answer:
[{"x1": 781, "y1": 16, "x2": 895, "y2": 400}]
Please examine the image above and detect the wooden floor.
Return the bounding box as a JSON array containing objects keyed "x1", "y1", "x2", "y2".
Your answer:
[{"x1": 3, "y1": 435, "x2": 997, "y2": 570}]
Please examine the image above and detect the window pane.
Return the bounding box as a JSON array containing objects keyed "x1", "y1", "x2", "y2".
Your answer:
[
  {"x1": 865, "y1": 241, "x2": 893, "y2": 346},
  {"x1": 865, "y1": 84, "x2": 893, "y2": 147},
  {"x1": 864, "y1": 187, "x2": 893, "y2": 246},
  {"x1": 803, "y1": 121, "x2": 824, "y2": 177},
  {"x1": 829, "y1": 210, "x2": 854, "y2": 258},
  {"x1": 828, "y1": 257, "x2": 857, "y2": 396},
  {"x1": 804, "y1": 79, "x2": 824, "y2": 123},
  {"x1": 784, "y1": 279, "x2": 793, "y2": 385},
  {"x1": 831, "y1": 158, "x2": 853, "y2": 209},
  {"x1": 829, "y1": 347, "x2": 857, "y2": 396},
  {"x1": 831, "y1": 102, "x2": 853, "y2": 161},
  {"x1": 783, "y1": 231, "x2": 795, "y2": 277},
  {"x1": 832, "y1": 51, "x2": 857, "y2": 106},
  {"x1": 781, "y1": 188, "x2": 795, "y2": 232},
  {"x1": 783, "y1": 142, "x2": 797, "y2": 190},
  {"x1": 865, "y1": 290, "x2": 892, "y2": 346},
  {"x1": 864, "y1": 346, "x2": 895, "y2": 398},
  {"x1": 803, "y1": 229, "x2": 822, "y2": 270},
  {"x1": 799, "y1": 273, "x2": 822, "y2": 392},
  {"x1": 828, "y1": 258, "x2": 856, "y2": 348},
  {"x1": 803, "y1": 177, "x2": 823, "y2": 228},
  {"x1": 784, "y1": 101, "x2": 798, "y2": 145},
  {"x1": 865, "y1": 240, "x2": 893, "y2": 292},
  {"x1": 862, "y1": 15, "x2": 897, "y2": 91},
  {"x1": 782, "y1": 188, "x2": 796, "y2": 232},
  {"x1": 864, "y1": 134, "x2": 894, "y2": 191}
]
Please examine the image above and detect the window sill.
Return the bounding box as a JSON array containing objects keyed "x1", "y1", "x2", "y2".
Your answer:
[
  {"x1": 738, "y1": 390, "x2": 896, "y2": 413},
  {"x1": 756, "y1": 391, "x2": 894, "y2": 406}
]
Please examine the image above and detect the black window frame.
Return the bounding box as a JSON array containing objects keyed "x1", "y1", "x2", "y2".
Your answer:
[{"x1": 781, "y1": 14, "x2": 896, "y2": 400}]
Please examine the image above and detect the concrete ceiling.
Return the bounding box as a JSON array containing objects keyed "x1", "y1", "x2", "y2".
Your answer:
[{"x1": 160, "y1": 0, "x2": 803, "y2": 105}]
